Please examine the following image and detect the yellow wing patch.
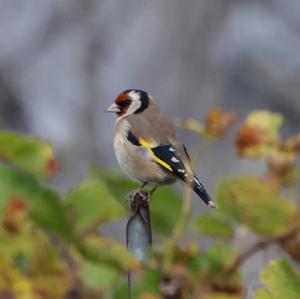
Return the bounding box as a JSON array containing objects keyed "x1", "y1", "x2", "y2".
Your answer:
[{"x1": 139, "y1": 138, "x2": 173, "y2": 172}]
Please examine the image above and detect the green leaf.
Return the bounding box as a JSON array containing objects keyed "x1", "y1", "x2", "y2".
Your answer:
[
  {"x1": 199, "y1": 243, "x2": 237, "y2": 274},
  {"x1": 150, "y1": 186, "x2": 182, "y2": 235},
  {"x1": 113, "y1": 268, "x2": 162, "y2": 299},
  {"x1": 132, "y1": 268, "x2": 162, "y2": 297},
  {"x1": 65, "y1": 179, "x2": 125, "y2": 234},
  {"x1": 215, "y1": 176, "x2": 296, "y2": 236},
  {"x1": 254, "y1": 290, "x2": 272, "y2": 299},
  {"x1": 81, "y1": 262, "x2": 121, "y2": 290},
  {"x1": 0, "y1": 163, "x2": 74, "y2": 239},
  {"x1": 0, "y1": 163, "x2": 41, "y2": 212},
  {"x1": 194, "y1": 212, "x2": 233, "y2": 238},
  {"x1": 192, "y1": 243, "x2": 242, "y2": 294},
  {"x1": 0, "y1": 131, "x2": 57, "y2": 179},
  {"x1": 30, "y1": 189, "x2": 74, "y2": 240},
  {"x1": 246, "y1": 110, "x2": 283, "y2": 140},
  {"x1": 253, "y1": 259, "x2": 300, "y2": 299},
  {"x1": 191, "y1": 243, "x2": 237, "y2": 280},
  {"x1": 175, "y1": 118, "x2": 204, "y2": 134},
  {"x1": 78, "y1": 237, "x2": 137, "y2": 272},
  {"x1": 92, "y1": 168, "x2": 138, "y2": 209},
  {"x1": 0, "y1": 224, "x2": 71, "y2": 299}
]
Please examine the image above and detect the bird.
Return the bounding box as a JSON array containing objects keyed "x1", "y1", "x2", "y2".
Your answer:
[{"x1": 105, "y1": 89, "x2": 215, "y2": 208}]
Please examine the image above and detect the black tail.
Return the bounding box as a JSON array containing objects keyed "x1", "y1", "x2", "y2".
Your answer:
[{"x1": 192, "y1": 177, "x2": 215, "y2": 208}]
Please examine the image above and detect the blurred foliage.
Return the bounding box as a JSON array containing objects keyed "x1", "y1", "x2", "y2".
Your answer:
[
  {"x1": 215, "y1": 176, "x2": 297, "y2": 236},
  {"x1": 194, "y1": 212, "x2": 233, "y2": 238},
  {"x1": 65, "y1": 178, "x2": 125, "y2": 234},
  {"x1": 235, "y1": 110, "x2": 300, "y2": 190},
  {"x1": 176, "y1": 106, "x2": 237, "y2": 140},
  {"x1": 0, "y1": 131, "x2": 58, "y2": 179},
  {"x1": 253, "y1": 259, "x2": 300, "y2": 299},
  {"x1": 236, "y1": 110, "x2": 283, "y2": 159},
  {"x1": 0, "y1": 108, "x2": 300, "y2": 298}
]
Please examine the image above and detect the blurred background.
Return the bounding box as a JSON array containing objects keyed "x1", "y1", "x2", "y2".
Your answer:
[{"x1": 1, "y1": 0, "x2": 300, "y2": 296}]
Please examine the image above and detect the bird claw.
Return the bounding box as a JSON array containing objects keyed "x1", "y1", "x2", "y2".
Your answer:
[{"x1": 126, "y1": 189, "x2": 150, "y2": 209}]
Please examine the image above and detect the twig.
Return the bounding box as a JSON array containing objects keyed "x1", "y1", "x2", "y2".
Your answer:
[{"x1": 227, "y1": 226, "x2": 300, "y2": 273}]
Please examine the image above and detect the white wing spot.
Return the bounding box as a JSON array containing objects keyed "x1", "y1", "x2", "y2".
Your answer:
[
  {"x1": 171, "y1": 157, "x2": 180, "y2": 163},
  {"x1": 178, "y1": 169, "x2": 186, "y2": 173},
  {"x1": 169, "y1": 147, "x2": 175, "y2": 152},
  {"x1": 208, "y1": 201, "x2": 216, "y2": 208},
  {"x1": 193, "y1": 177, "x2": 200, "y2": 185}
]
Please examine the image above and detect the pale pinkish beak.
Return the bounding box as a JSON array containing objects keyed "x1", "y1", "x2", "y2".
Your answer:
[{"x1": 105, "y1": 103, "x2": 121, "y2": 113}]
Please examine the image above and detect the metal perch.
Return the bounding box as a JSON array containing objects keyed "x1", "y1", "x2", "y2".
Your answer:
[{"x1": 126, "y1": 190, "x2": 152, "y2": 298}]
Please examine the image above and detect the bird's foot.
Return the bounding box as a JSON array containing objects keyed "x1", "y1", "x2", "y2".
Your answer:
[{"x1": 126, "y1": 189, "x2": 150, "y2": 208}]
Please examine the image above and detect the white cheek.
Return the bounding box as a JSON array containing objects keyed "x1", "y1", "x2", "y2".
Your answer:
[{"x1": 121, "y1": 100, "x2": 141, "y2": 116}]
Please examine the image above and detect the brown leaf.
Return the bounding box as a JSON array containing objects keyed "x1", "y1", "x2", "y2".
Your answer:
[
  {"x1": 235, "y1": 126, "x2": 264, "y2": 156},
  {"x1": 286, "y1": 134, "x2": 300, "y2": 154},
  {"x1": 267, "y1": 154, "x2": 297, "y2": 190},
  {"x1": 2, "y1": 196, "x2": 29, "y2": 234},
  {"x1": 235, "y1": 110, "x2": 283, "y2": 159},
  {"x1": 204, "y1": 107, "x2": 237, "y2": 139}
]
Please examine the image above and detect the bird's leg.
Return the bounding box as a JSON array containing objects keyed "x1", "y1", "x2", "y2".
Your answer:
[
  {"x1": 149, "y1": 186, "x2": 157, "y2": 197},
  {"x1": 140, "y1": 182, "x2": 147, "y2": 191},
  {"x1": 136, "y1": 182, "x2": 149, "y2": 202},
  {"x1": 127, "y1": 182, "x2": 149, "y2": 205}
]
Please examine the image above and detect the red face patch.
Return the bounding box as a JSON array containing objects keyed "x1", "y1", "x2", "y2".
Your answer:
[
  {"x1": 115, "y1": 92, "x2": 132, "y2": 116},
  {"x1": 115, "y1": 92, "x2": 130, "y2": 104}
]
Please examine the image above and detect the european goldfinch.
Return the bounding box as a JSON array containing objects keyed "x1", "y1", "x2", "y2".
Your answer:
[{"x1": 105, "y1": 89, "x2": 215, "y2": 208}]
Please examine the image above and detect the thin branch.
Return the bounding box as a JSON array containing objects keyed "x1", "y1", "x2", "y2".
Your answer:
[{"x1": 227, "y1": 226, "x2": 300, "y2": 273}]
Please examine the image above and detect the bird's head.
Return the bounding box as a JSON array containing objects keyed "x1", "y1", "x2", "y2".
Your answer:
[{"x1": 105, "y1": 89, "x2": 150, "y2": 118}]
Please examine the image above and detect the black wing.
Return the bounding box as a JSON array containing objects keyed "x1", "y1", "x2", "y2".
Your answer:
[{"x1": 152, "y1": 144, "x2": 215, "y2": 208}]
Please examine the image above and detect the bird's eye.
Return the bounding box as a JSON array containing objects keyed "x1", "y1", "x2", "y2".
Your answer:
[{"x1": 119, "y1": 100, "x2": 131, "y2": 108}]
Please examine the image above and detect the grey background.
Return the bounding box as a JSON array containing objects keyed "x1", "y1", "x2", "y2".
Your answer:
[{"x1": 0, "y1": 0, "x2": 300, "y2": 297}]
